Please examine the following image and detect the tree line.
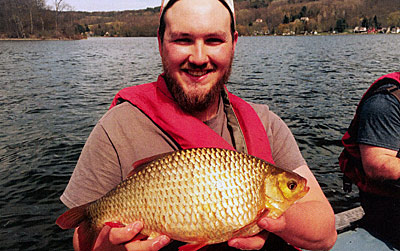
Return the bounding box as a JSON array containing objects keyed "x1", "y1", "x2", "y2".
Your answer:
[
  {"x1": 234, "y1": 0, "x2": 400, "y2": 35},
  {"x1": 80, "y1": 0, "x2": 400, "y2": 37},
  {"x1": 1, "y1": 0, "x2": 400, "y2": 39},
  {"x1": 0, "y1": 0, "x2": 84, "y2": 39}
]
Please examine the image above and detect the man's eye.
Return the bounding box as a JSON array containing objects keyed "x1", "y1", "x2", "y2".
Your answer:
[
  {"x1": 174, "y1": 38, "x2": 192, "y2": 44},
  {"x1": 206, "y1": 38, "x2": 224, "y2": 45}
]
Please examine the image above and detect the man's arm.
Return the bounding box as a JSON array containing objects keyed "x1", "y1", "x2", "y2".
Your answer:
[
  {"x1": 228, "y1": 107, "x2": 337, "y2": 250},
  {"x1": 229, "y1": 165, "x2": 337, "y2": 251},
  {"x1": 357, "y1": 92, "x2": 400, "y2": 181},
  {"x1": 360, "y1": 144, "x2": 400, "y2": 180}
]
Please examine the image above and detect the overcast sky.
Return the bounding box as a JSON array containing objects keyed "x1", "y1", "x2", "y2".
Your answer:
[{"x1": 46, "y1": 0, "x2": 161, "y2": 12}]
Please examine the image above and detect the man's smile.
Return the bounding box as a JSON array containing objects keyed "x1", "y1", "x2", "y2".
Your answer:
[{"x1": 183, "y1": 69, "x2": 214, "y2": 77}]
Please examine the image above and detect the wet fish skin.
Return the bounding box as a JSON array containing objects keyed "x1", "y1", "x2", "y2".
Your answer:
[{"x1": 56, "y1": 148, "x2": 309, "y2": 251}]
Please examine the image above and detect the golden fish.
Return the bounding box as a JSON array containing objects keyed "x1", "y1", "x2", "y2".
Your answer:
[{"x1": 56, "y1": 148, "x2": 309, "y2": 251}]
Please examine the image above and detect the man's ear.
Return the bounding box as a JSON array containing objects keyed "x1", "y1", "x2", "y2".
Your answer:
[
  {"x1": 232, "y1": 31, "x2": 239, "y2": 52},
  {"x1": 157, "y1": 28, "x2": 163, "y2": 56}
]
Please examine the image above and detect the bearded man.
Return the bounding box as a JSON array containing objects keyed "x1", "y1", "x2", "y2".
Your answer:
[{"x1": 59, "y1": 0, "x2": 337, "y2": 250}]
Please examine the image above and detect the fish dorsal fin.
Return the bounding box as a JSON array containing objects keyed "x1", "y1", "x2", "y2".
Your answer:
[{"x1": 128, "y1": 151, "x2": 174, "y2": 177}]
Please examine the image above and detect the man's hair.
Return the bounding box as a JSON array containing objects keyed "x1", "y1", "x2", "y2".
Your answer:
[{"x1": 158, "y1": 0, "x2": 236, "y2": 44}]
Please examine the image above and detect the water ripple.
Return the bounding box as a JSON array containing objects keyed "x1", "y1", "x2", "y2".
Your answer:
[{"x1": 1, "y1": 35, "x2": 399, "y2": 249}]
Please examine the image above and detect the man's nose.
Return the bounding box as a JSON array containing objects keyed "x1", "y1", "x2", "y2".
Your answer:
[{"x1": 188, "y1": 41, "x2": 209, "y2": 66}]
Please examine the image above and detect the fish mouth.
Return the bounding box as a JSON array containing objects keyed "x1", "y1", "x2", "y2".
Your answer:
[
  {"x1": 304, "y1": 184, "x2": 310, "y2": 193},
  {"x1": 296, "y1": 183, "x2": 310, "y2": 199}
]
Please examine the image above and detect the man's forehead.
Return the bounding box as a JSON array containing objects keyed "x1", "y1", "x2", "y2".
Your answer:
[
  {"x1": 163, "y1": 0, "x2": 232, "y2": 37},
  {"x1": 167, "y1": 30, "x2": 230, "y2": 40},
  {"x1": 160, "y1": 0, "x2": 235, "y2": 19}
]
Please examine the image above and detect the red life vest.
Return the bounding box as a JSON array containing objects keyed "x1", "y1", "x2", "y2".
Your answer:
[
  {"x1": 110, "y1": 75, "x2": 274, "y2": 164},
  {"x1": 339, "y1": 72, "x2": 400, "y2": 197}
]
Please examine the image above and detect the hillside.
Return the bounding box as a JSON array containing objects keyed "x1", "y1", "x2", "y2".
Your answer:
[
  {"x1": 1, "y1": 0, "x2": 399, "y2": 39},
  {"x1": 75, "y1": 0, "x2": 400, "y2": 36}
]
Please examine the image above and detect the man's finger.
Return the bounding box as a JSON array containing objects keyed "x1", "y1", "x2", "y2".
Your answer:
[
  {"x1": 125, "y1": 235, "x2": 171, "y2": 251},
  {"x1": 258, "y1": 216, "x2": 286, "y2": 233},
  {"x1": 109, "y1": 222, "x2": 144, "y2": 245},
  {"x1": 228, "y1": 231, "x2": 269, "y2": 250}
]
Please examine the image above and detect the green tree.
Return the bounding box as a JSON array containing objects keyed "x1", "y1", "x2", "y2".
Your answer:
[
  {"x1": 75, "y1": 24, "x2": 85, "y2": 34},
  {"x1": 361, "y1": 17, "x2": 369, "y2": 28},
  {"x1": 372, "y1": 15, "x2": 379, "y2": 28},
  {"x1": 300, "y1": 6, "x2": 307, "y2": 18},
  {"x1": 335, "y1": 18, "x2": 347, "y2": 32},
  {"x1": 283, "y1": 14, "x2": 290, "y2": 24}
]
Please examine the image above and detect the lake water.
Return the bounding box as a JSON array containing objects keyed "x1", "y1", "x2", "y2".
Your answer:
[{"x1": 0, "y1": 34, "x2": 399, "y2": 250}]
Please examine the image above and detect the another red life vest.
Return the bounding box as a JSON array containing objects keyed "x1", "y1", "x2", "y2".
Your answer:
[
  {"x1": 110, "y1": 75, "x2": 274, "y2": 164},
  {"x1": 339, "y1": 72, "x2": 400, "y2": 197}
]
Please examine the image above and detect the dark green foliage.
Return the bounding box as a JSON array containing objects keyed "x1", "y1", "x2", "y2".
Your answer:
[
  {"x1": 335, "y1": 18, "x2": 347, "y2": 32},
  {"x1": 283, "y1": 15, "x2": 290, "y2": 24}
]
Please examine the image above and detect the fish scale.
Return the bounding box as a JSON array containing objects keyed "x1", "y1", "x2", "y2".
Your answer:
[{"x1": 56, "y1": 148, "x2": 309, "y2": 251}]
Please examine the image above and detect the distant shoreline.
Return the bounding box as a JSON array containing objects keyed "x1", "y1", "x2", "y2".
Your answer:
[
  {"x1": 1, "y1": 32, "x2": 398, "y2": 41},
  {"x1": 0, "y1": 36, "x2": 87, "y2": 41},
  {"x1": 0, "y1": 38, "x2": 61, "y2": 41}
]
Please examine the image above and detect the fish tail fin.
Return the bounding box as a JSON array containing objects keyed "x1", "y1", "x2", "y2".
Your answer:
[{"x1": 56, "y1": 203, "x2": 98, "y2": 251}]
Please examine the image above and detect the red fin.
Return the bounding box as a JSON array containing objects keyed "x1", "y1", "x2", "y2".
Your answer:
[
  {"x1": 178, "y1": 243, "x2": 208, "y2": 251},
  {"x1": 128, "y1": 151, "x2": 173, "y2": 177},
  {"x1": 56, "y1": 204, "x2": 89, "y2": 229},
  {"x1": 56, "y1": 203, "x2": 98, "y2": 251},
  {"x1": 105, "y1": 221, "x2": 126, "y2": 228},
  {"x1": 77, "y1": 220, "x2": 98, "y2": 251}
]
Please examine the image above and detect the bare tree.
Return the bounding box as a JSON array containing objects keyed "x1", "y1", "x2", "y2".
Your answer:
[
  {"x1": 9, "y1": 0, "x2": 27, "y2": 38},
  {"x1": 53, "y1": 0, "x2": 70, "y2": 34}
]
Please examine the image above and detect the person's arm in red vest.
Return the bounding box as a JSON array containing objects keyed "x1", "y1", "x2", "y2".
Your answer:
[{"x1": 360, "y1": 144, "x2": 400, "y2": 180}]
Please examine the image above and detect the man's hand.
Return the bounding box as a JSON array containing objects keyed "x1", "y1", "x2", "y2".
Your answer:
[
  {"x1": 229, "y1": 165, "x2": 337, "y2": 251},
  {"x1": 227, "y1": 212, "x2": 286, "y2": 250},
  {"x1": 228, "y1": 231, "x2": 269, "y2": 250},
  {"x1": 74, "y1": 221, "x2": 171, "y2": 251}
]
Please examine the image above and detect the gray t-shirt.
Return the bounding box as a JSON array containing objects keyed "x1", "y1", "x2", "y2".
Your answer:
[
  {"x1": 357, "y1": 90, "x2": 400, "y2": 151},
  {"x1": 61, "y1": 99, "x2": 306, "y2": 208}
]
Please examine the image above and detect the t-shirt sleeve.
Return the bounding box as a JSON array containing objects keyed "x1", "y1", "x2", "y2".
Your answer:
[
  {"x1": 251, "y1": 103, "x2": 306, "y2": 170},
  {"x1": 60, "y1": 102, "x2": 182, "y2": 209},
  {"x1": 357, "y1": 93, "x2": 400, "y2": 151},
  {"x1": 60, "y1": 121, "x2": 123, "y2": 209}
]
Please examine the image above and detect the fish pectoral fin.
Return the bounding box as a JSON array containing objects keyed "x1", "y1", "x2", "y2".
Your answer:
[
  {"x1": 147, "y1": 232, "x2": 161, "y2": 240},
  {"x1": 178, "y1": 243, "x2": 208, "y2": 251},
  {"x1": 105, "y1": 221, "x2": 126, "y2": 228},
  {"x1": 232, "y1": 220, "x2": 261, "y2": 238}
]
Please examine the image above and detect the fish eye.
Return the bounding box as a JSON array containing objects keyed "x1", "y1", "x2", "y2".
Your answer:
[{"x1": 287, "y1": 180, "x2": 298, "y2": 190}]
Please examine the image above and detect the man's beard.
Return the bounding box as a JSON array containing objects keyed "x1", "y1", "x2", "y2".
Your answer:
[{"x1": 163, "y1": 59, "x2": 233, "y2": 114}]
